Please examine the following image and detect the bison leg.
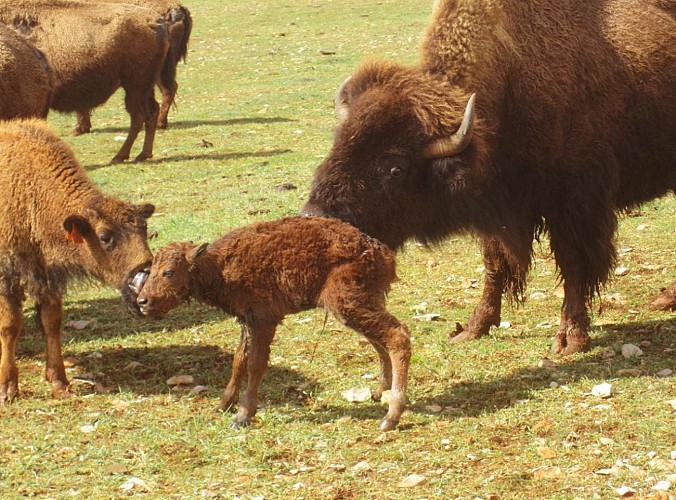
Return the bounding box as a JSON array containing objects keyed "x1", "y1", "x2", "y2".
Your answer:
[
  {"x1": 323, "y1": 281, "x2": 411, "y2": 432},
  {"x1": 110, "y1": 90, "x2": 157, "y2": 164},
  {"x1": 551, "y1": 281, "x2": 592, "y2": 356},
  {"x1": 0, "y1": 296, "x2": 22, "y2": 404},
  {"x1": 134, "y1": 93, "x2": 160, "y2": 163},
  {"x1": 38, "y1": 299, "x2": 71, "y2": 398},
  {"x1": 157, "y1": 52, "x2": 178, "y2": 130},
  {"x1": 73, "y1": 110, "x2": 92, "y2": 136},
  {"x1": 231, "y1": 317, "x2": 277, "y2": 429},
  {"x1": 452, "y1": 238, "x2": 509, "y2": 343},
  {"x1": 220, "y1": 322, "x2": 250, "y2": 410}
]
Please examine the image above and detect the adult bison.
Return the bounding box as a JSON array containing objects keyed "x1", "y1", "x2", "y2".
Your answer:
[
  {"x1": 0, "y1": 23, "x2": 52, "y2": 119},
  {"x1": 302, "y1": 0, "x2": 676, "y2": 355},
  {"x1": 0, "y1": 119, "x2": 155, "y2": 403},
  {"x1": 0, "y1": 0, "x2": 170, "y2": 163},
  {"x1": 78, "y1": 0, "x2": 192, "y2": 131}
]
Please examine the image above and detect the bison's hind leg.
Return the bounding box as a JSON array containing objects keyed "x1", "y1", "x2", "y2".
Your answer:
[
  {"x1": 38, "y1": 299, "x2": 72, "y2": 398},
  {"x1": 322, "y1": 274, "x2": 411, "y2": 431},
  {"x1": 0, "y1": 295, "x2": 23, "y2": 404},
  {"x1": 220, "y1": 322, "x2": 250, "y2": 412}
]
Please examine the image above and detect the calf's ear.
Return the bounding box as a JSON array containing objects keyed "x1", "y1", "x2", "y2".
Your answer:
[
  {"x1": 137, "y1": 203, "x2": 155, "y2": 220},
  {"x1": 188, "y1": 243, "x2": 209, "y2": 263},
  {"x1": 63, "y1": 215, "x2": 93, "y2": 245}
]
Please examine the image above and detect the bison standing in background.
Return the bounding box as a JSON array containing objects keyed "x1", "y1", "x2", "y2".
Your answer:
[
  {"x1": 0, "y1": 0, "x2": 171, "y2": 163},
  {"x1": 79, "y1": 0, "x2": 193, "y2": 130},
  {"x1": 0, "y1": 119, "x2": 155, "y2": 403},
  {"x1": 302, "y1": 0, "x2": 676, "y2": 355},
  {"x1": 0, "y1": 23, "x2": 51, "y2": 119},
  {"x1": 136, "y1": 217, "x2": 411, "y2": 431}
]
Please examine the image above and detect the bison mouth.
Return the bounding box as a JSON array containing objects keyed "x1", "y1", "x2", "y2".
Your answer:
[{"x1": 121, "y1": 266, "x2": 151, "y2": 317}]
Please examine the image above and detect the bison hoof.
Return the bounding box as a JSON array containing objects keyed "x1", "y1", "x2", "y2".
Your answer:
[
  {"x1": 133, "y1": 153, "x2": 152, "y2": 163},
  {"x1": 157, "y1": 121, "x2": 168, "y2": 130},
  {"x1": 448, "y1": 327, "x2": 485, "y2": 344},
  {"x1": 109, "y1": 155, "x2": 128, "y2": 165},
  {"x1": 230, "y1": 415, "x2": 252, "y2": 429},
  {"x1": 70, "y1": 128, "x2": 90, "y2": 137},
  {"x1": 0, "y1": 382, "x2": 19, "y2": 404},
  {"x1": 550, "y1": 334, "x2": 591, "y2": 357},
  {"x1": 50, "y1": 381, "x2": 72, "y2": 399},
  {"x1": 379, "y1": 417, "x2": 399, "y2": 432}
]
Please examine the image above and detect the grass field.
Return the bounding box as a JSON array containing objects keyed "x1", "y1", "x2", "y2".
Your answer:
[{"x1": 1, "y1": 1, "x2": 674, "y2": 498}]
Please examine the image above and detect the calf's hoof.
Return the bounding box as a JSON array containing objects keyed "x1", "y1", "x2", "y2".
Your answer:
[
  {"x1": 230, "y1": 413, "x2": 253, "y2": 429},
  {"x1": 379, "y1": 417, "x2": 399, "y2": 432},
  {"x1": 550, "y1": 332, "x2": 591, "y2": 357},
  {"x1": 109, "y1": 155, "x2": 128, "y2": 165},
  {"x1": 70, "y1": 128, "x2": 89, "y2": 137},
  {"x1": 0, "y1": 382, "x2": 19, "y2": 404}
]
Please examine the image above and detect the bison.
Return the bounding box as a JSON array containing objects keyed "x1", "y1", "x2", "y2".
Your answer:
[
  {"x1": 301, "y1": 0, "x2": 676, "y2": 355},
  {"x1": 136, "y1": 217, "x2": 411, "y2": 431},
  {"x1": 0, "y1": 23, "x2": 51, "y2": 119},
  {"x1": 0, "y1": 0, "x2": 171, "y2": 163},
  {"x1": 78, "y1": 0, "x2": 192, "y2": 131},
  {"x1": 0, "y1": 119, "x2": 155, "y2": 403}
]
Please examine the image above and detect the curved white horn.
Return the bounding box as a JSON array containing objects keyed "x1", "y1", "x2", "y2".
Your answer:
[
  {"x1": 335, "y1": 76, "x2": 352, "y2": 123},
  {"x1": 423, "y1": 93, "x2": 476, "y2": 159}
]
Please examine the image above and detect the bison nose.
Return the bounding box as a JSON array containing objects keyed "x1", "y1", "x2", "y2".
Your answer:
[
  {"x1": 299, "y1": 201, "x2": 326, "y2": 217},
  {"x1": 137, "y1": 296, "x2": 148, "y2": 306}
]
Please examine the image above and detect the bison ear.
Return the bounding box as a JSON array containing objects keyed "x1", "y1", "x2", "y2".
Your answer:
[
  {"x1": 188, "y1": 243, "x2": 209, "y2": 263},
  {"x1": 137, "y1": 203, "x2": 155, "y2": 220},
  {"x1": 63, "y1": 215, "x2": 93, "y2": 245},
  {"x1": 335, "y1": 76, "x2": 352, "y2": 123}
]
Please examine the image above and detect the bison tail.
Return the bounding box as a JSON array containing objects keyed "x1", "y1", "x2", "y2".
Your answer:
[{"x1": 173, "y1": 6, "x2": 192, "y2": 63}]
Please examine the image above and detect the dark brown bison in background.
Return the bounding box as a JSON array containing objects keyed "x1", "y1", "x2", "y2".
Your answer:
[
  {"x1": 0, "y1": 119, "x2": 155, "y2": 403},
  {"x1": 79, "y1": 0, "x2": 193, "y2": 131},
  {"x1": 302, "y1": 0, "x2": 676, "y2": 355},
  {"x1": 0, "y1": 0, "x2": 171, "y2": 163},
  {"x1": 0, "y1": 23, "x2": 51, "y2": 119},
  {"x1": 136, "y1": 217, "x2": 411, "y2": 431}
]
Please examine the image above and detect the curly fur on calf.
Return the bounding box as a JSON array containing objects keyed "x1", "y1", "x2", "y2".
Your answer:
[{"x1": 137, "y1": 216, "x2": 411, "y2": 431}]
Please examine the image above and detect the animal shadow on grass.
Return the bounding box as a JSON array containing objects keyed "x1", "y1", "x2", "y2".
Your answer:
[
  {"x1": 88, "y1": 116, "x2": 295, "y2": 135},
  {"x1": 295, "y1": 318, "x2": 675, "y2": 428},
  {"x1": 18, "y1": 295, "x2": 317, "y2": 408}
]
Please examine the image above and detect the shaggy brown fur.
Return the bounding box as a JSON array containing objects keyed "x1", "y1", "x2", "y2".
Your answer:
[
  {"x1": 137, "y1": 217, "x2": 411, "y2": 431},
  {"x1": 302, "y1": 0, "x2": 676, "y2": 355},
  {"x1": 0, "y1": 119, "x2": 155, "y2": 403},
  {"x1": 78, "y1": 0, "x2": 192, "y2": 130},
  {"x1": 0, "y1": 0, "x2": 170, "y2": 163},
  {"x1": 0, "y1": 23, "x2": 51, "y2": 119}
]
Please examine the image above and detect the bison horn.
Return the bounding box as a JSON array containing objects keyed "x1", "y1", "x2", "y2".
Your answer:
[
  {"x1": 423, "y1": 93, "x2": 476, "y2": 159},
  {"x1": 335, "y1": 76, "x2": 352, "y2": 123}
]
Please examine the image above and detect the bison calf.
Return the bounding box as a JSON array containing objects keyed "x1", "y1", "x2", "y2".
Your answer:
[{"x1": 137, "y1": 217, "x2": 411, "y2": 431}]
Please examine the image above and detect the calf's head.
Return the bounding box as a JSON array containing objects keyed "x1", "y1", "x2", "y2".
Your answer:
[
  {"x1": 136, "y1": 241, "x2": 208, "y2": 319},
  {"x1": 301, "y1": 61, "x2": 483, "y2": 250},
  {"x1": 63, "y1": 198, "x2": 155, "y2": 315}
]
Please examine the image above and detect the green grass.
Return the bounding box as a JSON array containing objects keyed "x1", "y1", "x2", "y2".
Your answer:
[{"x1": 2, "y1": 1, "x2": 675, "y2": 498}]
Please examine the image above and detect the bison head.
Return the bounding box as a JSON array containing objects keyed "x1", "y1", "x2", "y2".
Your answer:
[
  {"x1": 136, "y1": 241, "x2": 207, "y2": 319},
  {"x1": 301, "y1": 61, "x2": 487, "y2": 250},
  {"x1": 63, "y1": 199, "x2": 155, "y2": 315}
]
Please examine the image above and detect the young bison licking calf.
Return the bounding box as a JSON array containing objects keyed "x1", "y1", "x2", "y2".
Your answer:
[{"x1": 137, "y1": 216, "x2": 411, "y2": 431}]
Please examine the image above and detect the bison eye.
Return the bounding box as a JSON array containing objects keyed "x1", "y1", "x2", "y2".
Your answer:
[
  {"x1": 163, "y1": 270, "x2": 174, "y2": 278},
  {"x1": 99, "y1": 233, "x2": 113, "y2": 245},
  {"x1": 390, "y1": 166, "x2": 403, "y2": 178}
]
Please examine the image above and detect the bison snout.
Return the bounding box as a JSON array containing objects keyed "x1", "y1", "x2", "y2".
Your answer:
[{"x1": 298, "y1": 201, "x2": 326, "y2": 218}]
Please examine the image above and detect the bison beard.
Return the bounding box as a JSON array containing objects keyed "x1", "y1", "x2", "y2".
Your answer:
[{"x1": 301, "y1": 0, "x2": 676, "y2": 355}]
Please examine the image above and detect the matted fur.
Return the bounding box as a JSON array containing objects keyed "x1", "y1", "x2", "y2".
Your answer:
[{"x1": 137, "y1": 217, "x2": 411, "y2": 431}]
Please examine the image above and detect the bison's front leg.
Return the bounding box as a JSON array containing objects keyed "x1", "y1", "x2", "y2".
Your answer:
[
  {"x1": 551, "y1": 283, "x2": 592, "y2": 356},
  {"x1": 451, "y1": 238, "x2": 507, "y2": 343},
  {"x1": 38, "y1": 299, "x2": 72, "y2": 398},
  {"x1": 0, "y1": 296, "x2": 22, "y2": 404},
  {"x1": 231, "y1": 318, "x2": 277, "y2": 429}
]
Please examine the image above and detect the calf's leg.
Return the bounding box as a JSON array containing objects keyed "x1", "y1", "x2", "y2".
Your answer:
[
  {"x1": 73, "y1": 110, "x2": 92, "y2": 136},
  {"x1": 323, "y1": 282, "x2": 411, "y2": 431},
  {"x1": 231, "y1": 317, "x2": 277, "y2": 429},
  {"x1": 38, "y1": 298, "x2": 71, "y2": 398},
  {"x1": 0, "y1": 296, "x2": 22, "y2": 404},
  {"x1": 220, "y1": 322, "x2": 250, "y2": 410}
]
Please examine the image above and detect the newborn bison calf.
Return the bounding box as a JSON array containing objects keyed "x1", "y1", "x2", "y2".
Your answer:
[{"x1": 137, "y1": 216, "x2": 411, "y2": 431}]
